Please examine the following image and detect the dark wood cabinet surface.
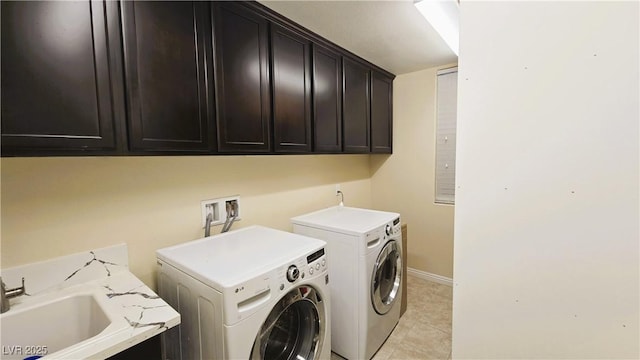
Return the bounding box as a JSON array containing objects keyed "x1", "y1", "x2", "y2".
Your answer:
[
  {"x1": 371, "y1": 70, "x2": 393, "y2": 153},
  {"x1": 271, "y1": 23, "x2": 312, "y2": 153},
  {"x1": 342, "y1": 57, "x2": 371, "y2": 153},
  {"x1": 213, "y1": 2, "x2": 271, "y2": 153},
  {"x1": 1, "y1": 0, "x2": 393, "y2": 157},
  {"x1": 312, "y1": 44, "x2": 343, "y2": 153},
  {"x1": 1, "y1": 1, "x2": 123, "y2": 155},
  {"x1": 121, "y1": 1, "x2": 215, "y2": 154}
]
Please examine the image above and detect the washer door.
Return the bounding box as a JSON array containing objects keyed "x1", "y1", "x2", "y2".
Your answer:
[
  {"x1": 250, "y1": 285, "x2": 325, "y2": 360},
  {"x1": 371, "y1": 240, "x2": 402, "y2": 315}
]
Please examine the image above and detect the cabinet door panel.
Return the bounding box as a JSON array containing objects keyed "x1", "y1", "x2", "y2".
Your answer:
[
  {"x1": 342, "y1": 57, "x2": 370, "y2": 153},
  {"x1": 122, "y1": 1, "x2": 214, "y2": 153},
  {"x1": 271, "y1": 24, "x2": 312, "y2": 153},
  {"x1": 371, "y1": 71, "x2": 393, "y2": 153},
  {"x1": 213, "y1": 2, "x2": 271, "y2": 153},
  {"x1": 1, "y1": 1, "x2": 119, "y2": 154},
  {"x1": 312, "y1": 45, "x2": 342, "y2": 153}
]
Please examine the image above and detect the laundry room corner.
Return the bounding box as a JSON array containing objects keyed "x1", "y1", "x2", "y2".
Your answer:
[{"x1": 370, "y1": 64, "x2": 457, "y2": 282}]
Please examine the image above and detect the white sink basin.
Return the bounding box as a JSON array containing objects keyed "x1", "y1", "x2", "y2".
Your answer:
[
  {"x1": 0, "y1": 286, "x2": 130, "y2": 359},
  {"x1": 0, "y1": 245, "x2": 180, "y2": 360}
]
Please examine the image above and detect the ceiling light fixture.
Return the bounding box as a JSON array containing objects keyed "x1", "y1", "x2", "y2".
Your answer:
[{"x1": 414, "y1": 0, "x2": 459, "y2": 56}]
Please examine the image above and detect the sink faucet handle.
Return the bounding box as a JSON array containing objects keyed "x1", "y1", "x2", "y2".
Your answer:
[
  {"x1": 1, "y1": 276, "x2": 27, "y2": 313},
  {"x1": 8, "y1": 277, "x2": 26, "y2": 296},
  {"x1": 3, "y1": 277, "x2": 26, "y2": 299}
]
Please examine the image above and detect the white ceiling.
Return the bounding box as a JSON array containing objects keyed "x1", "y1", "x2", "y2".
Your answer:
[{"x1": 258, "y1": 0, "x2": 458, "y2": 75}]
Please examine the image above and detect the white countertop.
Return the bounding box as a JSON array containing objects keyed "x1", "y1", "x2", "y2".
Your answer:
[{"x1": 1, "y1": 244, "x2": 180, "y2": 359}]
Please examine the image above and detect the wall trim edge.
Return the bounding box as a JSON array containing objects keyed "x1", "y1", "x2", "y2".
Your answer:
[{"x1": 407, "y1": 267, "x2": 453, "y2": 287}]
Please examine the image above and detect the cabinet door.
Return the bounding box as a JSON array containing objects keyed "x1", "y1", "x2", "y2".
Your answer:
[
  {"x1": 312, "y1": 45, "x2": 342, "y2": 153},
  {"x1": 1, "y1": 1, "x2": 122, "y2": 155},
  {"x1": 370, "y1": 71, "x2": 393, "y2": 153},
  {"x1": 271, "y1": 24, "x2": 312, "y2": 153},
  {"x1": 122, "y1": 1, "x2": 214, "y2": 153},
  {"x1": 213, "y1": 2, "x2": 271, "y2": 153},
  {"x1": 342, "y1": 57, "x2": 371, "y2": 153}
]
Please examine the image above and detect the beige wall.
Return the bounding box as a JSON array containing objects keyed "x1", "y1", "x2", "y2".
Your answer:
[
  {"x1": 1, "y1": 155, "x2": 372, "y2": 288},
  {"x1": 371, "y1": 64, "x2": 456, "y2": 279},
  {"x1": 453, "y1": 1, "x2": 638, "y2": 358}
]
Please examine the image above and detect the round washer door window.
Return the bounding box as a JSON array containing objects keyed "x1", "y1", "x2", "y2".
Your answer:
[
  {"x1": 251, "y1": 285, "x2": 325, "y2": 360},
  {"x1": 371, "y1": 240, "x2": 402, "y2": 315}
]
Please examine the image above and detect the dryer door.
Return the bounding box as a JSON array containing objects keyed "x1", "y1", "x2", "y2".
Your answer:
[
  {"x1": 371, "y1": 239, "x2": 402, "y2": 315},
  {"x1": 250, "y1": 285, "x2": 326, "y2": 360}
]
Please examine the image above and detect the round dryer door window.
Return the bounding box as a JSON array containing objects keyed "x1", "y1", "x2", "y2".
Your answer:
[
  {"x1": 250, "y1": 285, "x2": 326, "y2": 360},
  {"x1": 371, "y1": 240, "x2": 402, "y2": 315}
]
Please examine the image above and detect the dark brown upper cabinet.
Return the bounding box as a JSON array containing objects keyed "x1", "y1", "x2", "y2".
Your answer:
[
  {"x1": 213, "y1": 2, "x2": 271, "y2": 153},
  {"x1": 2, "y1": 1, "x2": 393, "y2": 157},
  {"x1": 121, "y1": 1, "x2": 215, "y2": 154},
  {"x1": 312, "y1": 44, "x2": 343, "y2": 153},
  {"x1": 270, "y1": 24, "x2": 312, "y2": 153},
  {"x1": 342, "y1": 57, "x2": 371, "y2": 153},
  {"x1": 1, "y1": 1, "x2": 124, "y2": 155},
  {"x1": 371, "y1": 70, "x2": 393, "y2": 153}
]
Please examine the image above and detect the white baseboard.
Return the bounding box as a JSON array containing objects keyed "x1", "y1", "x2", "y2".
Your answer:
[{"x1": 407, "y1": 267, "x2": 453, "y2": 287}]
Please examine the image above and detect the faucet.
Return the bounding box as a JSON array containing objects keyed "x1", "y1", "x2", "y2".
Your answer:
[{"x1": 1, "y1": 277, "x2": 26, "y2": 313}]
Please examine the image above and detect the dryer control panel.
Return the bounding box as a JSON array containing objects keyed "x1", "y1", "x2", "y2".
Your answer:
[
  {"x1": 276, "y1": 247, "x2": 327, "y2": 287},
  {"x1": 386, "y1": 217, "x2": 401, "y2": 237},
  {"x1": 305, "y1": 248, "x2": 327, "y2": 276}
]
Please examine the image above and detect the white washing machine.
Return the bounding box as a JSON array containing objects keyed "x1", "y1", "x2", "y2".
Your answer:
[
  {"x1": 291, "y1": 206, "x2": 402, "y2": 360},
  {"x1": 156, "y1": 225, "x2": 331, "y2": 360}
]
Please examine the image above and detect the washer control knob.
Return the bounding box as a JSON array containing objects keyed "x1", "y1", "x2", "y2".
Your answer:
[
  {"x1": 286, "y1": 265, "x2": 299, "y2": 282},
  {"x1": 385, "y1": 224, "x2": 392, "y2": 236},
  {"x1": 321, "y1": 259, "x2": 326, "y2": 267}
]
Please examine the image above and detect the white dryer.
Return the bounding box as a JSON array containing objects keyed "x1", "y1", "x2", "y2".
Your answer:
[
  {"x1": 291, "y1": 206, "x2": 402, "y2": 360},
  {"x1": 156, "y1": 225, "x2": 331, "y2": 360}
]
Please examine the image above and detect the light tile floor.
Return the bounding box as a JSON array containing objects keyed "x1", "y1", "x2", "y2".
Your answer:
[{"x1": 331, "y1": 275, "x2": 453, "y2": 360}]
